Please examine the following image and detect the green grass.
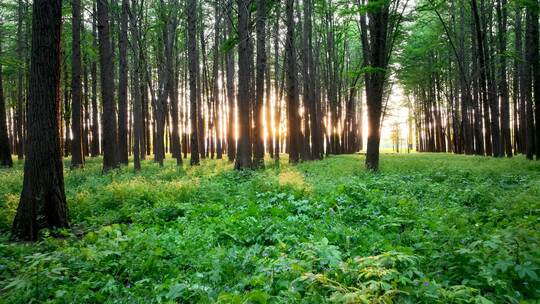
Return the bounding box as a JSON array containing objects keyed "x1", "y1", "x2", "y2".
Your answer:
[{"x1": 0, "y1": 153, "x2": 539, "y2": 303}]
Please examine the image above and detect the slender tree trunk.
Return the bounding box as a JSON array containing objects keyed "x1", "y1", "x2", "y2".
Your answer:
[
  {"x1": 361, "y1": 0, "x2": 390, "y2": 171},
  {"x1": 273, "y1": 3, "x2": 281, "y2": 162},
  {"x1": 225, "y1": 0, "x2": 236, "y2": 162},
  {"x1": 529, "y1": 0, "x2": 540, "y2": 159},
  {"x1": 0, "y1": 39, "x2": 12, "y2": 167},
  {"x1": 97, "y1": 0, "x2": 119, "y2": 171},
  {"x1": 524, "y1": 2, "x2": 537, "y2": 159},
  {"x1": 91, "y1": 3, "x2": 100, "y2": 157},
  {"x1": 130, "y1": 0, "x2": 143, "y2": 170},
  {"x1": 285, "y1": 0, "x2": 300, "y2": 164},
  {"x1": 15, "y1": 0, "x2": 25, "y2": 160},
  {"x1": 12, "y1": 0, "x2": 69, "y2": 241},
  {"x1": 70, "y1": 0, "x2": 84, "y2": 168},
  {"x1": 187, "y1": 0, "x2": 200, "y2": 165},
  {"x1": 117, "y1": 0, "x2": 129, "y2": 165},
  {"x1": 235, "y1": 0, "x2": 253, "y2": 169},
  {"x1": 253, "y1": 0, "x2": 267, "y2": 168},
  {"x1": 496, "y1": 0, "x2": 512, "y2": 157}
]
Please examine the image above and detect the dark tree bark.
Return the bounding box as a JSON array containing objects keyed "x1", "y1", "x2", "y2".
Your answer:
[
  {"x1": 496, "y1": 0, "x2": 512, "y2": 157},
  {"x1": 212, "y1": 1, "x2": 222, "y2": 160},
  {"x1": 15, "y1": 0, "x2": 25, "y2": 160},
  {"x1": 12, "y1": 0, "x2": 69, "y2": 241},
  {"x1": 529, "y1": 1, "x2": 540, "y2": 159},
  {"x1": 187, "y1": 0, "x2": 200, "y2": 165},
  {"x1": 471, "y1": 0, "x2": 495, "y2": 156},
  {"x1": 303, "y1": 0, "x2": 322, "y2": 160},
  {"x1": 0, "y1": 39, "x2": 12, "y2": 168},
  {"x1": 130, "y1": 0, "x2": 143, "y2": 170},
  {"x1": 514, "y1": 6, "x2": 524, "y2": 154},
  {"x1": 524, "y1": 1, "x2": 537, "y2": 160},
  {"x1": 97, "y1": 0, "x2": 119, "y2": 171},
  {"x1": 71, "y1": 0, "x2": 84, "y2": 168},
  {"x1": 273, "y1": 3, "x2": 281, "y2": 161},
  {"x1": 117, "y1": 0, "x2": 129, "y2": 165},
  {"x1": 285, "y1": 0, "x2": 300, "y2": 164},
  {"x1": 360, "y1": 0, "x2": 392, "y2": 171},
  {"x1": 91, "y1": 2, "x2": 100, "y2": 157},
  {"x1": 225, "y1": 0, "x2": 236, "y2": 162},
  {"x1": 253, "y1": 0, "x2": 267, "y2": 168},
  {"x1": 235, "y1": 0, "x2": 253, "y2": 169},
  {"x1": 169, "y1": 27, "x2": 182, "y2": 165}
]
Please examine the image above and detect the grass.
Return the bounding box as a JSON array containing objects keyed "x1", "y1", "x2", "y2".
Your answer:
[{"x1": 0, "y1": 153, "x2": 539, "y2": 303}]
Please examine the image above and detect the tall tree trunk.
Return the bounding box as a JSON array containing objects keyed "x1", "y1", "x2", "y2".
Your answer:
[
  {"x1": 253, "y1": 0, "x2": 267, "y2": 168},
  {"x1": 285, "y1": 0, "x2": 300, "y2": 164},
  {"x1": 225, "y1": 0, "x2": 236, "y2": 162},
  {"x1": 71, "y1": 0, "x2": 84, "y2": 168},
  {"x1": 471, "y1": 0, "x2": 493, "y2": 156},
  {"x1": 513, "y1": 6, "x2": 524, "y2": 154},
  {"x1": 187, "y1": 0, "x2": 200, "y2": 165},
  {"x1": 524, "y1": 2, "x2": 537, "y2": 159},
  {"x1": 117, "y1": 0, "x2": 129, "y2": 165},
  {"x1": 97, "y1": 0, "x2": 119, "y2": 171},
  {"x1": 91, "y1": 3, "x2": 100, "y2": 157},
  {"x1": 273, "y1": 3, "x2": 281, "y2": 161},
  {"x1": 361, "y1": 0, "x2": 391, "y2": 171},
  {"x1": 0, "y1": 38, "x2": 12, "y2": 167},
  {"x1": 212, "y1": 1, "x2": 222, "y2": 160},
  {"x1": 15, "y1": 0, "x2": 25, "y2": 160},
  {"x1": 529, "y1": 1, "x2": 540, "y2": 159},
  {"x1": 169, "y1": 19, "x2": 182, "y2": 165},
  {"x1": 130, "y1": 0, "x2": 143, "y2": 170},
  {"x1": 496, "y1": 0, "x2": 512, "y2": 157},
  {"x1": 235, "y1": 0, "x2": 253, "y2": 169},
  {"x1": 12, "y1": 0, "x2": 69, "y2": 241}
]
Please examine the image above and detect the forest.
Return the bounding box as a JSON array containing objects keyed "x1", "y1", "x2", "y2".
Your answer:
[{"x1": 0, "y1": 0, "x2": 539, "y2": 302}]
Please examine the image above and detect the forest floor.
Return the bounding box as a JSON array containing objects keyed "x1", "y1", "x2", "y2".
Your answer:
[{"x1": 0, "y1": 154, "x2": 539, "y2": 303}]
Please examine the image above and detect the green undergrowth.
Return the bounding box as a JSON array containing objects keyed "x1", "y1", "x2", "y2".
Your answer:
[{"x1": 0, "y1": 153, "x2": 539, "y2": 303}]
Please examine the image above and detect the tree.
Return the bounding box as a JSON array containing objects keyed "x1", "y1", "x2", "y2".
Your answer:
[
  {"x1": 235, "y1": 0, "x2": 253, "y2": 169},
  {"x1": 118, "y1": 0, "x2": 130, "y2": 165},
  {"x1": 90, "y1": 2, "x2": 100, "y2": 157},
  {"x1": 0, "y1": 36, "x2": 12, "y2": 168},
  {"x1": 71, "y1": 0, "x2": 84, "y2": 168},
  {"x1": 97, "y1": 0, "x2": 119, "y2": 171},
  {"x1": 285, "y1": 0, "x2": 300, "y2": 164},
  {"x1": 130, "y1": 0, "x2": 144, "y2": 170},
  {"x1": 253, "y1": 0, "x2": 267, "y2": 168},
  {"x1": 187, "y1": 0, "x2": 200, "y2": 166},
  {"x1": 225, "y1": 0, "x2": 236, "y2": 162},
  {"x1": 360, "y1": 0, "x2": 400, "y2": 171},
  {"x1": 11, "y1": 0, "x2": 69, "y2": 241},
  {"x1": 496, "y1": 0, "x2": 512, "y2": 157},
  {"x1": 528, "y1": 0, "x2": 540, "y2": 159}
]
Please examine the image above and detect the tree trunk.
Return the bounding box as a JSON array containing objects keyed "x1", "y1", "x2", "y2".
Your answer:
[
  {"x1": 91, "y1": 2, "x2": 100, "y2": 157},
  {"x1": 117, "y1": 0, "x2": 129, "y2": 165},
  {"x1": 97, "y1": 0, "x2": 119, "y2": 171},
  {"x1": 12, "y1": 0, "x2": 69, "y2": 241},
  {"x1": 285, "y1": 0, "x2": 300, "y2": 164},
  {"x1": 253, "y1": 0, "x2": 267, "y2": 168},
  {"x1": 235, "y1": 0, "x2": 253, "y2": 169},
  {"x1": 496, "y1": 0, "x2": 512, "y2": 157},
  {"x1": 361, "y1": 0, "x2": 390, "y2": 171},
  {"x1": 0, "y1": 39, "x2": 12, "y2": 167},
  {"x1": 70, "y1": 0, "x2": 84, "y2": 168},
  {"x1": 225, "y1": 0, "x2": 236, "y2": 162},
  {"x1": 187, "y1": 0, "x2": 200, "y2": 165},
  {"x1": 529, "y1": 1, "x2": 540, "y2": 159},
  {"x1": 524, "y1": 1, "x2": 537, "y2": 159}
]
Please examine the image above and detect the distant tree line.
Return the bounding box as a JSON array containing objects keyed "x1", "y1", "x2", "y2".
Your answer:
[{"x1": 399, "y1": 0, "x2": 539, "y2": 159}]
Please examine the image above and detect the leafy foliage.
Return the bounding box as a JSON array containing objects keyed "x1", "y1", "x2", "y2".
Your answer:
[{"x1": 0, "y1": 154, "x2": 539, "y2": 303}]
